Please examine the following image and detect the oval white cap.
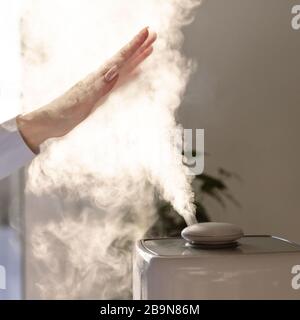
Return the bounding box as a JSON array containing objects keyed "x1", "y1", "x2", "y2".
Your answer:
[{"x1": 181, "y1": 222, "x2": 244, "y2": 246}]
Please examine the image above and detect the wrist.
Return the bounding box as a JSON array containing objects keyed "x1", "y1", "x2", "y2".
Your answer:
[{"x1": 16, "y1": 111, "x2": 49, "y2": 153}]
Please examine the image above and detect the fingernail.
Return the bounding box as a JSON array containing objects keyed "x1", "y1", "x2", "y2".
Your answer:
[
  {"x1": 140, "y1": 26, "x2": 149, "y2": 35},
  {"x1": 104, "y1": 65, "x2": 119, "y2": 82}
]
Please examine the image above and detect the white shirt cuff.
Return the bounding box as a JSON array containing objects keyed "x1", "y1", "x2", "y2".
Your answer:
[{"x1": 0, "y1": 117, "x2": 36, "y2": 180}]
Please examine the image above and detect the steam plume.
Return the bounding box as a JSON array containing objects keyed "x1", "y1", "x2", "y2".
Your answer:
[{"x1": 21, "y1": 0, "x2": 201, "y2": 299}]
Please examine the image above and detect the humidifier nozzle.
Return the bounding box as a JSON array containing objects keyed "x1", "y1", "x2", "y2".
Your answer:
[{"x1": 181, "y1": 222, "x2": 244, "y2": 249}]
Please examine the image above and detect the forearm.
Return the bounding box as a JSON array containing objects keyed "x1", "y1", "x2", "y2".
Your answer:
[{"x1": 17, "y1": 67, "x2": 114, "y2": 152}]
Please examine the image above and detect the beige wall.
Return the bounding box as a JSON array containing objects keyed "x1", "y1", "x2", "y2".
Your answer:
[{"x1": 179, "y1": 0, "x2": 300, "y2": 242}]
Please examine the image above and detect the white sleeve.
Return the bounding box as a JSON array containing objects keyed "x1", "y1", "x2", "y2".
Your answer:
[{"x1": 0, "y1": 117, "x2": 36, "y2": 180}]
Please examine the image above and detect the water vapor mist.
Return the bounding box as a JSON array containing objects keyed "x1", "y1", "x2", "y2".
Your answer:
[{"x1": 22, "y1": 0, "x2": 201, "y2": 299}]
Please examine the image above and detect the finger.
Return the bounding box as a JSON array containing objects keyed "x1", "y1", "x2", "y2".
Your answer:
[
  {"x1": 100, "y1": 73, "x2": 119, "y2": 96},
  {"x1": 123, "y1": 46, "x2": 154, "y2": 74},
  {"x1": 103, "y1": 27, "x2": 149, "y2": 78},
  {"x1": 117, "y1": 27, "x2": 149, "y2": 63},
  {"x1": 120, "y1": 32, "x2": 156, "y2": 76},
  {"x1": 131, "y1": 31, "x2": 157, "y2": 60}
]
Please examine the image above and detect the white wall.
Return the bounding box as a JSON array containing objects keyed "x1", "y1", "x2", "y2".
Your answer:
[
  {"x1": 0, "y1": 1, "x2": 22, "y2": 122},
  {"x1": 179, "y1": 0, "x2": 300, "y2": 242}
]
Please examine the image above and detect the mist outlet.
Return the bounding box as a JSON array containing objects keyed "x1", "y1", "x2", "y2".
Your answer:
[{"x1": 181, "y1": 222, "x2": 244, "y2": 249}]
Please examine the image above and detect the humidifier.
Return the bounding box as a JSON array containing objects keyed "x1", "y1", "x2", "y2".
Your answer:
[{"x1": 133, "y1": 222, "x2": 300, "y2": 299}]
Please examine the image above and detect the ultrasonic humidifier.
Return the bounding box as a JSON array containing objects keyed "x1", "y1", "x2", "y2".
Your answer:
[{"x1": 133, "y1": 222, "x2": 300, "y2": 299}]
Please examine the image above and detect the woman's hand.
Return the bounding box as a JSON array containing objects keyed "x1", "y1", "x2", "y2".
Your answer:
[{"x1": 17, "y1": 27, "x2": 157, "y2": 153}]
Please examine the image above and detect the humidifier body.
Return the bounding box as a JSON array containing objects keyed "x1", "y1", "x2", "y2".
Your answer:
[{"x1": 133, "y1": 235, "x2": 300, "y2": 299}]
